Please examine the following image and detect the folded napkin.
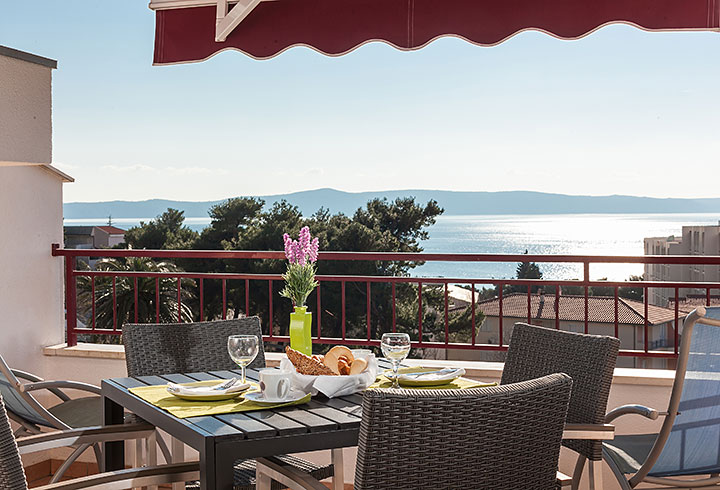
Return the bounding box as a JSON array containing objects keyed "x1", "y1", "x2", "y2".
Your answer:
[
  {"x1": 280, "y1": 354, "x2": 379, "y2": 398},
  {"x1": 396, "y1": 367, "x2": 465, "y2": 383},
  {"x1": 370, "y1": 367, "x2": 497, "y2": 390},
  {"x1": 166, "y1": 379, "x2": 250, "y2": 397}
]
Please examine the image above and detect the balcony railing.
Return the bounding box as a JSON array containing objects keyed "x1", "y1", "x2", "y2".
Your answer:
[{"x1": 52, "y1": 245, "x2": 720, "y2": 359}]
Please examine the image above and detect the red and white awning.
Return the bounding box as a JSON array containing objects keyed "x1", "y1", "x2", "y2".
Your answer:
[{"x1": 150, "y1": 0, "x2": 720, "y2": 65}]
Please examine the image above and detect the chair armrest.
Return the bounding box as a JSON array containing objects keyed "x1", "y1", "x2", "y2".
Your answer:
[
  {"x1": 11, "y1": 369, "x2": 70, "y2": 401},
  {"x1": 557, "y1": 471, "x2": 572, "y2": 487},
  {"x1": 19, "y1": 380, "x2": 101, "y2": 396},
  {"x1": 16, "y1": 422, "x2": 156, "y2": 455},
  {"x1": 605, "y1": 404, "x2": 659, "y2": 423},
  {"x1": 11, "y1": 368, "x2": 45, "y2": 383},
  {"x1": 562, "y1": 423, "x2": 615, "y2": 440},
  {"x1": 35, "y1": 461, "x2": 199, "y2": 490}
]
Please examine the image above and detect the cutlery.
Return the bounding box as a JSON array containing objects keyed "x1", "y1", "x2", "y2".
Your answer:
[
  {"x1": 392, "y1": 368, "x2": 459, "y2": 378},
  {"x1": 212, "y1": 378, "x2": 239, "y2": 390}
]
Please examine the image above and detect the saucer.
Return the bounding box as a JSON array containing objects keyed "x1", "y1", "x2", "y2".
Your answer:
[{"x1": 243, "y1": 389, "x2": 307, "y2": 405}]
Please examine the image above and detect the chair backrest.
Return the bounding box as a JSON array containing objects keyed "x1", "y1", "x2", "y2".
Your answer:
[
  {"x1": 633, "y1": 306, "x2": 720, "y2": 481},
  {"x1": 501, "y1": 323, "x2": 620, "y2": 461},
  {"x1": 354, "y1": 373, "x2": 572, "y2": 490},
  {"x1": 0, "y1": 395, "x2": 29, "y2": 490},
  {"x1": 123, "y1": 317, "x2": 266, "y2": 377}
]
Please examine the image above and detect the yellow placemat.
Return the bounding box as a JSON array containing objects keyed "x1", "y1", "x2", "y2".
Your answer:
[
  {"x1": 370, "y1": 367, "x2": 497, "y2": 390},
  {"x1": 128, "y1": 380, "x2": 311, "y2": 419}
]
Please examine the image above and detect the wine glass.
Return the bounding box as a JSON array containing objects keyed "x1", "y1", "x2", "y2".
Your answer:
[
  {"x1": 227, "y1": 335, "x2": 259, "y2": 385},
  {"x1": 381, "y1": 333, "x2": 411, "y2": 388}
]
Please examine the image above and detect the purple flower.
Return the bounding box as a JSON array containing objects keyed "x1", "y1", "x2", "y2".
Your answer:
[
  {"x1": 283, "y1": 233, "x2": 294, "y2": 262},
  {"x1": 307, "y1": 237, "x2": 319, "y2": 263},
  {"x1": 282, "y1": 227, "x2": 319, "y2": 265}
]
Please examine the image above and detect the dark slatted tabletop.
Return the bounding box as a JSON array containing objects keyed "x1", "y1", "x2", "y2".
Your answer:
[{"x1": 101, "y1": 360, "x2": 392, "y2": 489}]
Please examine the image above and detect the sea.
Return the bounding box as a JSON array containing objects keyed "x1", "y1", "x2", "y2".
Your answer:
[{"x1": 64, "y1": 213, "x2": 720, "y2": 282}]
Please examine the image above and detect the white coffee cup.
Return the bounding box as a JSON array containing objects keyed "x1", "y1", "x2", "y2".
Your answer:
[{"x1": 259, "y1": 369, "x2": 290, "y2": 401}]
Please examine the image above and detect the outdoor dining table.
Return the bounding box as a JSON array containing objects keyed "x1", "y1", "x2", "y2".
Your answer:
[
  {"x1": 101, "y1": 359, "x2": 614, "y2": 490},
  {"x1": 101, "y1": 360, "x2": 396, "y2": 489}
]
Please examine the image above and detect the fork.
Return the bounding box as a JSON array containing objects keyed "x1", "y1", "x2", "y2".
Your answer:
[{"x1": 213, "y1": 378, "x2": 239, "y2": 391}]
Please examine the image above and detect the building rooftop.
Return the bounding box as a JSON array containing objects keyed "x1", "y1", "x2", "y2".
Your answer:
[
  {"x1": 477, "y1": 293, "x2": 678, "y2": 325},
  {"x1": 97, "y1": 226, "x2": 126, "y2": 234},
  {"x1": 668, "y1": 295, "x2": 720, "y2": 314},
  {"x1": 0, "y1": 45, "x2": 57, "y2": 69}
]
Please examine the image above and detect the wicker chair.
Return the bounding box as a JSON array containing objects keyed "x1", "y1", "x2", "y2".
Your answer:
[
  {"x1": 0, "y1": 351, "x2": 170, "y2": 483},
  {"x1": 603, "y1": 306, "x2": 720, "y2": 489},
  {"x1": 122, "y1": 317, "x2": 336, "y2": 490},
  {"x1": 353, "y1": 373, "x2": 573, "y2": 490},
  {"x1": 0, "y1": 393, "x2": 198, "y2": 490},
  {"x1": 501, "y1": 322, "x2": 620, "y2": 490}
]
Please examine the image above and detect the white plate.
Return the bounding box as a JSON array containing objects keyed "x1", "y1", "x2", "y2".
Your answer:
[{"x1": 243, "y1": 389, "x2": 308, "y2": 405}]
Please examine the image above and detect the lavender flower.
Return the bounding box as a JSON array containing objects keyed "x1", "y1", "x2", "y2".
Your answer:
[{"x1": 280, "y1": 227, "x2": 320, "y2": 307}]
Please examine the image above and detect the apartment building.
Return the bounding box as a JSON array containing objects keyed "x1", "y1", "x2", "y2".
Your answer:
[{"x1": 644, "y1": 223, "x2": 720, "y2": 306}]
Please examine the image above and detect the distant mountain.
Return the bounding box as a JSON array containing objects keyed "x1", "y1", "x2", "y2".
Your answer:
[{"x1": 63, "y1": 188, "x2": 720, "y2": 219}]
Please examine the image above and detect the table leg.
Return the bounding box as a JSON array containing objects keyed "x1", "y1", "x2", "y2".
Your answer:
[
  {"x1": 214, "y1": 446, "x2": 236, "y2": 490},
  {"x1": 199, "y1": 439, "x2": 216, "y2": 490},
  {"x1": 102, "y1": 395, "x2": 125, "y2": 471}
]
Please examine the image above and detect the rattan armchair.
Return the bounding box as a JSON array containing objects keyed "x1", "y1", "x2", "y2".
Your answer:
[
  {"x1": 501, "y1": 322, "x2": 620, "y2": 490},
  {"x1": 0, "y1": 352, "x2": 170, "y2": 483},
  {"x1": 0, "y1": 393, "x2": 199, "y2": 490},
  {"x1": 353, "y1": 373, "x2": 573, "y2": 490},
  {"x1": 603, "y1": 306, "x2": 720, "y2": 489},
  {"x1": 122, "y1": 317, "x2": 338, "y2": 490}
]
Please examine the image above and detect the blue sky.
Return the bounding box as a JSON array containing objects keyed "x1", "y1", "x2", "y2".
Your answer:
[{"x1": 2, "y1": 2, "x2": 719, "y2": 202}]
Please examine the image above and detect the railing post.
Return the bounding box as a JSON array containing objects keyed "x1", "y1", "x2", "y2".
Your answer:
[{"x1": 64, "y1": 254, "x2": 78, "y2": 346}]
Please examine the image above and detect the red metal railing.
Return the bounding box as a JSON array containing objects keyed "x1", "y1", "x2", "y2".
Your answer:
[{"x1": 52, "y1": 245, "x2": 720, "y2": 360}]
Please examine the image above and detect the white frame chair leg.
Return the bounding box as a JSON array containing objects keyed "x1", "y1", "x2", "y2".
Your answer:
[
  {"x1": 588, "y1": 459, "x2": 603, "y2": 490},
  {"x1": 171, "y1": 436, "x2": 185, "y2": 490},
  {"x1": 331, "y1": 447, "x2": 344, "y2": 490},
  {"x1": 255, "y1": 457, "x2": 328, "y2": 490}
]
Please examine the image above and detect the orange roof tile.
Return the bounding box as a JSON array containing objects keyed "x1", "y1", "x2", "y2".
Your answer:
[
  {"x1": 477, "y1": 293, "x2": 678, "y2": 326},
  {"x1": 97, "y1": 226, "x2": 126, "y2": 235}
]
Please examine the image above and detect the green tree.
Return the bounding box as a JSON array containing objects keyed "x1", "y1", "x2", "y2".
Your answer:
[
  {"x1": 504, "y1": 250, "x2": 543, "y2": 293},
  {"x1": 619, "y1": 275, "x2": 644, "y2": 301},
  {"x1": 123, "y1": 208, "x2": 198, "y2": 250},
  {"x1": 77, "y1": 257, "x2": 195, "y2": 334}
]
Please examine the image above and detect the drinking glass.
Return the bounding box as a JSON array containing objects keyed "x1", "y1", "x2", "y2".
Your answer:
[
  {"x1": 381, "y1": 333, "x2": 411, "y2": 388},
  {"x1": 227, "y1": 335, "x2": 259, "y2": 385}
]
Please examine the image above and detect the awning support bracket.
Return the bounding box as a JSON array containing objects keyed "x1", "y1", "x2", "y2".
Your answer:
[{"x1": 216, "y1": 0, "x2": 261, "y2": 42}]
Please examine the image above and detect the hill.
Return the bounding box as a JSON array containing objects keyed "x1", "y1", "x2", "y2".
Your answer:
[{"x1": 63, "y1": 189, "x2": 720, "y2": 219}]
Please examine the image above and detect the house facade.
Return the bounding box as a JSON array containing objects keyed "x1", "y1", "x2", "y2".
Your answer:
[
  {"x1": 448, "y1": 293, "x2": 678, "y2": 368},
  {"x1": 645, "y1": 224, "x2": 720, "y2": 306}
]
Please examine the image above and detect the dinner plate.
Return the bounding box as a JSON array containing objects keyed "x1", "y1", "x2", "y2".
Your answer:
[
  {"x1": 167, "y1": 390, "x2": 247, "y2": 402},
  {"x1": 243, "y1": 389, "x2": 308, "y2": 405},
  {"x1": 384, "y1": 367, "x2": 463, "y2": 387}
]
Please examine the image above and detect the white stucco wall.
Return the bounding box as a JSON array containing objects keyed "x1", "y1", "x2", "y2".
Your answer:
[
  {"x1": 0, "y1": 165, "x2": 66, "y2": 376},
  {"x1": 0, "y1": 48, "x2": 67, "y2": 379},
  {"x1": 0, "y1": 53, "x2": 53, "y2": 164}
]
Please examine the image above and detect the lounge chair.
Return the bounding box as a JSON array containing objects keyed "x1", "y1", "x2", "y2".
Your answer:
[
  {"x1": 0, "y1": 351, "x2": 170, "y2": 483},
  {"x1": 0, "y1": 393, "x2": 198, "y2": 490},
  {"x1": 603, "y1": 306, "x2": 720, "y2": 489}
]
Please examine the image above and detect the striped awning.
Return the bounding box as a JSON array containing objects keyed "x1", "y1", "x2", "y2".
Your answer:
[{"x1": 150, "y1": 0, "x2": 720, "y2": 65}]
